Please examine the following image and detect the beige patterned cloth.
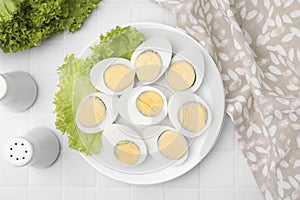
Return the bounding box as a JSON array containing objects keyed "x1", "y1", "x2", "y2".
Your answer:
[{"x1": 155, "y1": 0, "x2": 300, "y2": 199}]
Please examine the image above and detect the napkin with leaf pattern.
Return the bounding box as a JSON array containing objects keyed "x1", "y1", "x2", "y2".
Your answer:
[{"x1": 156, "y1": 0, "x2": 300, "y2": 199}]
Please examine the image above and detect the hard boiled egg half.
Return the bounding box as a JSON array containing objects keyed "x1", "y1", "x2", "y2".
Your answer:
[
  {"x1": 75, "y1": 93, "x2": 118, "y2": 134},
  {"x1": 128, "y1": 86, "x2": 168, "y2": 125},
  {"x1": 102, "y1": 124, "x2": 147, "y2": 167},
  {"x1": 131, "y1": 37, "x2": 172, "y2": 84},
  {"x1": 143, "y1": 126, "x2": 188, "y2": 165},
  {"x1": 165, "y1": 48, "x2": 205, "y2": 92},
  {"x1": 90, "y1": 58, "x2": 135, "y2": 95},
  {"x1": 168, "y1": 91, "x2": 212, "y2": 138}
]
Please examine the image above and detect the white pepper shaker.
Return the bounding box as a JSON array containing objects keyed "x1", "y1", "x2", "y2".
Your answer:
[
  {"x1": 0, "y1": 71, "x2": 38, "y2": 112},
  {"x1": 3, "y1": 128, "x2": 60, "y2": 168}
]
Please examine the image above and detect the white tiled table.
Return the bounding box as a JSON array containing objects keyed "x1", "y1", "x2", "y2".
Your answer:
[{"x1": 0, "y1": 0, "x2": 264, "y2": 200}]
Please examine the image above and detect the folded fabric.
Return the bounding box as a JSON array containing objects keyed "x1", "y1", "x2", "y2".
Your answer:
[{"x1": 156, "y1": 0, "x2": 300, "y2": 199}]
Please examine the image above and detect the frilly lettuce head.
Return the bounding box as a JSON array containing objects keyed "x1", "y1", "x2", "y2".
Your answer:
[{"x1": 0, "y1": 0, "x2": 100, "y2": 53}]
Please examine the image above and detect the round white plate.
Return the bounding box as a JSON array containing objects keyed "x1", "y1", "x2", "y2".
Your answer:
[{"x1": 79, "y1": 22, "x2": 225, "y2": 185}]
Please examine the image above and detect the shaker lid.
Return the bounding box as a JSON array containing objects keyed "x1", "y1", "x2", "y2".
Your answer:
[
  {"x1": 3, "y1": 137, "x2": 33, "y2": 167},
  {"x1": 0, "y1": 74, "x2": 8, "y2": 100}
]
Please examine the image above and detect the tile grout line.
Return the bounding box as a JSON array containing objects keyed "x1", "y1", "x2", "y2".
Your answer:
[
  {"x1": 200, "y1": 164, "x2": 204, "y2": 200},
  {"x1": 61, "y1": 28, "x2": 66, "y2": 196},
  {"x1": 27, "y1": 101, "x2": 31, "y2": 200},
  {"x1": 0, "y1": 185, "x2": 263, "y2": 192}
]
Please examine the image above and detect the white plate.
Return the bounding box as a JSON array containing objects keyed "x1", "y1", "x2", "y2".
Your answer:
[{"x1": 79, "y1": 22, "x2": 225, "y2": 185}]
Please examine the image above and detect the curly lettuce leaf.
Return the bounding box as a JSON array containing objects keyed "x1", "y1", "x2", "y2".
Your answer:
[
  {"x1": 0, "y1": 0, "x2": 24, "y2": 22},
  {"x1": 0, "y1": 0, "x2": 101, "y2": 53},
  {"x1": 54, "y1": 26, "x2": 145, "y2": 155}
]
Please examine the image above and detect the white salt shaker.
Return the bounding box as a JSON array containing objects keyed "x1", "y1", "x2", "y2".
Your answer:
[
  {"x1": 3, "y1": 128, "x2": 60, "y2": 168},
  {"x1": 0, "y1": 71, "x2": 38, "y2": 111}
]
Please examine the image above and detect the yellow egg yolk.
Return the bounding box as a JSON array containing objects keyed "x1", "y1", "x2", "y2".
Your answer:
[
  {"x1": 136, "y1": 90, "x2": 164, "y2": 116},
  {"x1": 104, "y1": 64, "x2": 134, "y2": 92},
  {"x1": 166, "y1": 61, "x2": 196, "y2": 91},
  {"x1": 115, "y1": 141, "x2": 141, "y2": 165},
  {"x1": 77, "y1": 96, "x2": 106, "y2": 127},
  {"x1": 178, "y1": 102, "x2": 208, "y2": 132},
  {"x1": 134, "y1": 50, "x2": 162, "y2": 82},
  {"x1": 158, "y1": 130, "x2": 187, "y2": 159}
]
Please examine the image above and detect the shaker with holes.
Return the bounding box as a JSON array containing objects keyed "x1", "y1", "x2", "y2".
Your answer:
[{"x1": 3, "y1": 127, "x2": 60, "y2": 168}]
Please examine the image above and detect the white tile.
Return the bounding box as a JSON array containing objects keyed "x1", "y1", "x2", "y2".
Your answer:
[
  {"x1": 0, "y1": 114, "x2": 29, "y2": 186},
  {"x1": 0, "y1": 154, "x2": 28, "y2": 186},
  {"x1": 42, "y1": 32, "x2": 65, "y2": 44},
  {"x1": 166, "y1": 165, "x2": 200, "y2": 188},
  {"x1": 30, "y1": 77, "x2": 58, "y2": 114},
  {"x1": 132, "y1": 0, "x2": 154, "y2": 4},
  {"x1": 29, "y1": 113, "x2": 57, "y2": 132},
  {"x1": 0, "y1": 114, "x2": 29, "y2": 148},
  {"x1": 98, "y1": 172, "x2": 130, "y2": 188},
  {"x1": 98, "y1": 189, "x2": 131, "y2": 200},
  {"x1": 0, "y1": 50, "x2": 31, "y2": 73},
  {"x1": 63, "y1": 189, "x2": 96, "y2": 200},
  {"x1": 29, "y1": 153, "x2": 62, "y2": 187},
  {"x1": 103, "y1": 0, "x2": 132, "y2": 4},
  {"x1": 204, "y1": 191, "x2": 235, "y2": 200},
  {"x1": 0, "y1": 189, "x2": 27, "y2": 200},
  {"x1": 63, "y1": 151, "x2": 96, "y2": 187},
  {"x1": 132, "y1": 4, "x2": 166, "y2": 23},
  {"x1": 132, "y1": 182, "x2": 164, "y2": 189},
  {"x1": 29, "y1": 189, "x2": 61, "y2": 200},
  {"x1": 132, "y1": 190, "x2": 164, "y2": 200},
  {"x1": 31, "y1": 43, "x2": 64, "y2": 77},
  {"x1": 64, "y1": 10, "x2": 99, "y2": 43},
  {"x1": 202, "y1": 153, "x2": 235, "y2": 188},
  {"x1": 65, "y1": 42, "x2": 90, "y2": 58},
  {"x1": 166, "y1": 190, "x2": 200, "y2": 200},
  {"x1": 237, "y1": 191, "x2": 264, "y2": 200},
  {"x1": 212, "y1": 116, "x2": 235, "y2": 152},
  {"x1": 238, "y1": 155, "x2": 258, "y2": 188},
  {"x1": 62, "y1": 134, "x2": 74, "y2": 152},
  {"x1": 100, "y1": 5, "x2": 132, "y2": 31}
]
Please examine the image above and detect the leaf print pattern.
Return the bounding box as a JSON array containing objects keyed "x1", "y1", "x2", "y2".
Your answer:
[{"x1": 157, "y1": 0, "x2": 300, "y2": 199}]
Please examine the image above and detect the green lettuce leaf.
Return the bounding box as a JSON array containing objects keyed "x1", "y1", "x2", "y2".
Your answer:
[
  {"x1": 0, "y1": 0, "x2": 100, "y2": 53},
  {"x1": 54, "y1": 26, "x2": 145, "y2": 155},
  {"x1": 0, "y1": 0, "x2": 24, "y2": 23}
]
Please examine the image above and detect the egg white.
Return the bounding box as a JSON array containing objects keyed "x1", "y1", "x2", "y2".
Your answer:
[
  {"x1": 90, "y1": 58, "x2": 135, "y2": 95},
  {"x1": 165, "y1": 48, "x2": 205, "y2": 92},
  {"x1": 143, "y1": 125, "x2": 188, "y2": 165},
  {"x1": 102, "y1": 124, "x2": 147, "y2": 167},
  {"x1": 128, "y1": 86, "x2": 168, "y2": 125},
  {"x1": 75, "y1": 93, "x2": 119, "y2": 134},
  {"x1": 168, "y1": 91, "x2": 212, "y2": 138},
  {"x1": 131, "y1": 37, "x2": 172, "y2": 84}
]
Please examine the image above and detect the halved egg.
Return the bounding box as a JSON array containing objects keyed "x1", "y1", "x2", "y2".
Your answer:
[
  {"x1": 143, "y1": 126, "x2": 188, "y2": 165},
  {"x1": 168, "y1": 91, "x2": 212, "y2": 138},
  {"x1": 165, "y1": 48, "x2": 205, "y2": 92},
  {"x1": 128, "y1": 86, "x2": 168, "y2": 125},
  {"x1": 131, "y1": 37, "x2": 172, "y2": 83},
  {"x1": 90, "y1": 58, "x2": 135, "y2": 95},
  {"x1": 75, "y1": 93, "x2": 118, "y2": 134},
  {"x1": 102, "y1": 124, "x2": 147, "y2": 167}
]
